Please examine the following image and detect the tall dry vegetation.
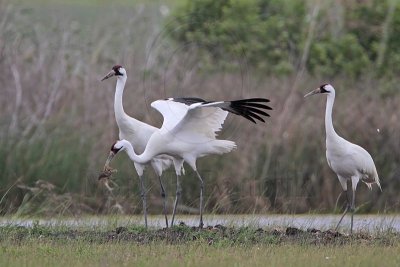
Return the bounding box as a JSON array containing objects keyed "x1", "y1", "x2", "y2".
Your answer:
[{"x1": 0, "y1": 0, "x2": 399, "y2": 216}]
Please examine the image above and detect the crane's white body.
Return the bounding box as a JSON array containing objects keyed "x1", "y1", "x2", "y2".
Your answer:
[
  {"x1": 323, "y1": 88, "x2": 380, "y2": 191},
  {"x1": 305, "y1": 84, "x2": 381, "y2": 233},
  {"x1": 108, "y1": 68, "x2": 184, "y2": 228},
  {"x1": 117, "y1": 100, "x2": 236, "y2": 168}
]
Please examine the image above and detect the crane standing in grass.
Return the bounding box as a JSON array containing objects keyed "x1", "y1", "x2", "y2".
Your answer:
[
  {"x1": 101, "y1": 65, "x2": 185, "y2": 228},
  {"x1": 104, "y1": 97, "x2": 272, "y2": 228},
  {"x1": 304, "y1": 84, "x2": 382, "y2": 234}
]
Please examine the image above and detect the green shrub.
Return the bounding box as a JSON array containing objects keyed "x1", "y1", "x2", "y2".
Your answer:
[{"x1": 167, "y1": 0, "x2": 400, "y2": 77}]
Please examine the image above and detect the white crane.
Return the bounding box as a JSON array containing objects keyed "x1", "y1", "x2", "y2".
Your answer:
[
  {"x1": 103, "y1": 97, "x2": 272, "y2": 228},
  {"x1": 101, "y1": 65, "x2": 185, "y2": 228},
  {"x1": 304, "y1": 83, "x2": 381, "y2": 233}
]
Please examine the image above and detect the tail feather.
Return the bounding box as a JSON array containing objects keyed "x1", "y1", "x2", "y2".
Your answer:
[
  {"x1": 211, "y1": 140, "x2": 236, "y2": 155},
  {"x1": 364, "y1": 168, "x2": 382, "y2": 192},
  {"x1": 374, "y1": 168, "x2": 382, "y2": 192}
]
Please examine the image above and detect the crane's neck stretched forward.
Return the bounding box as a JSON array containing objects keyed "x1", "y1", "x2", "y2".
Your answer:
[
  {"x1": 325, "y1": 90, "x2": 339, "y2": 140},
  {"x1": 123, "y1": 141, "x2": 154, "y2": 165}
]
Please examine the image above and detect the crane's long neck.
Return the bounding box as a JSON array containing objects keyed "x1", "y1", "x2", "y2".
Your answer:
[
  {"x1": 325, "y1": 92, "x2": 339, "y2": 140},
  {"x1": 114, "y1": 76, "x2": 128, "y2": 121},
  {"x1": 124, "y1": 142, "x2": 154, "y2": 165},
  {"x1": 114, "y1": 75, "x2": 144, "y2": 133}
]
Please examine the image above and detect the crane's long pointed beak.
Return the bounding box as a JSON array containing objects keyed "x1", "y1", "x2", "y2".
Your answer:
[
  {"x1": 304, "y1": 88, "x2": 321, "y2": 98},
  {"x1": 101, "y1": 71, "x2": 115, "y2": 81},
  {"x1": 98, "y1": 151, "x2": 117, "y2": 181},
  {"x1": 104, "y1": 151, "x2": 116, "y2": 168}
]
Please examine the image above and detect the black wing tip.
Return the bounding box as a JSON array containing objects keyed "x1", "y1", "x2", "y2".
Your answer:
[
  {"x1": 232, "y1": 99, "x2": 272, "y2": 110},
  {"x1": 228, "y1": 98, "x2": 272, "y2": 123}
]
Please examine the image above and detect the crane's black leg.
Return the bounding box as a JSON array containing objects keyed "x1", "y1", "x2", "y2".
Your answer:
[
  {"x1": 171, "y1": 174, "x2": 182, "y2": 227},
  {"x1": 195, "y1": 171, "x2": 204, "y2": 228},
  {"x1": 350, "y1": 176, "x2": 359, "y2": 235},
  {"x1": 158, "y1": 175, "x2": 168, "y2": 228},
  {"x1": 139, "y1": 175, "x2": 148, "y2": 229},
  {"x1": 350, "y1": 188, "x2": 356, "y2": 235},
  {"x1": 335, "y1": 190, "x2": 350, "y2": 231}
]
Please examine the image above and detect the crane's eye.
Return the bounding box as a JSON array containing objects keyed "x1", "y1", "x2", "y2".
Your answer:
[{"x1": 320, "y1": 86, "x2": 329, "y2": 93}]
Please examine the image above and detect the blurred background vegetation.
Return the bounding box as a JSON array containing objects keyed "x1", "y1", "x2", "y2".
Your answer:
[{"x1": 0, "y1": 0, "x2": 399, "y2": 216}]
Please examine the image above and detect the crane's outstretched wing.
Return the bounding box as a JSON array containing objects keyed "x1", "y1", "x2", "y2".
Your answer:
[
  {"x1": 154, "y1": 97, "x2": 272, "y2": 124},
  {"x1": 151, "y1": 98, "x2": 272, "y2": 143},
  {"x1": 199, "y1": 98, "x2": 272, "y2": 123}
]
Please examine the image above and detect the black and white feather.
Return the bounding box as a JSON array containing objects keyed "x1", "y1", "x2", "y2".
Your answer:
[{"x1": 167, "y1": 97, "x2": 272, "y2": 123}]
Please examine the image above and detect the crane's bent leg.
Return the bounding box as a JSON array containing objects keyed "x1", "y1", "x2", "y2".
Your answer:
[
  {"x1": 350, "y1": 176, "x2": 359, "y2": 235},
  {"x1": 139, "y1": 175, "x2": 148, "y2": 228},
  {"x1": 195, "y1": 171, "x2": 204, "y2": 228},
  {"x1": 158, "y1": 176, "x2": 168, "y2": 228},
  {"x1": 335, "y1": 176, "x2": 349, "y2": 231},
  {"x1": 171, "y1": 174, "x2": 182, "y2": 227}
]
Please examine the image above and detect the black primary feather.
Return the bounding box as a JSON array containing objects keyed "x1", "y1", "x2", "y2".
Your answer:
[{"x1": 227, "y1": 98, "x2": 272, "y2": 123}]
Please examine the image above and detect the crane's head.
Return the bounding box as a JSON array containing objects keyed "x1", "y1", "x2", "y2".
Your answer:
[
  {"x1": 304, "y1": 84, "x2": 335, "y2": 98},
  {"x1": 101, "y1": 65, "x2": 126, "y2": 81},
  {"x1": 104, "y1": 140, "x2": 129, "y2": 168}
]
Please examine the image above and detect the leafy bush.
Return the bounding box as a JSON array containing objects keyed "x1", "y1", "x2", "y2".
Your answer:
[
  {"x1": 307, "y1": 34, "x2": 371, "y2": 78},
  {"x1": 167, "y1": 0, "x2": 400, "y2": 77},
  {"x1": 167, "y1": 0, "x2": 305, "y2": 75}
]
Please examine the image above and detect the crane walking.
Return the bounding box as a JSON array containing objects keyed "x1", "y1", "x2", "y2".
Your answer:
[
  {"x1": 103, "y1": 97, "x2": 272, "y2": 228},
  {"x1": 304, "y1": 84, "x2": 381, "y2": 233}
]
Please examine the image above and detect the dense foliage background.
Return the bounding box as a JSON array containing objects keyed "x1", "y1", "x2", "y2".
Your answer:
[{"x1": 0, "y1": 0, "x2": 399, "y2": 216}]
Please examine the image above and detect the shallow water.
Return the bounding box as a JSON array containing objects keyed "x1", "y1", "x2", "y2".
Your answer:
[{"x1": 1, "y1": 214, "x2": 399, "y2": 232}]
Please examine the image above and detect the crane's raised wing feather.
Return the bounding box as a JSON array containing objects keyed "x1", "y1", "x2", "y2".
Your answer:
[
  {"x1": 151, "y1": 99, "x2": 190, "y2": 132},
  {"x1": 172, "y1": 104, "x2": 229, "y2": 141},
  {"x1": 151, "y1": 98, "x2": 208, "y2": 132},
  {"x1": 151, "y1": 97, "x2": 272, "y2": 143},
  {"x1": 200, "y1": 98, "x2": 272, "y2": 123},
  {"x1": 151, "y1": 99, "x2": 227, "y2": 142}
]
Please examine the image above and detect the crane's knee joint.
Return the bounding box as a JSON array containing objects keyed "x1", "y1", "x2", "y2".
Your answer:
[{"x1": 161, "y1": 192, "x2": 166, "y2": 198}]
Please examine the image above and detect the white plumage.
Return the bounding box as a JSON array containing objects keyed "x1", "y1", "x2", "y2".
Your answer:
[
  {"x1": 101, "y1": 65, "x2": 185, "y2": 228},
  {"x1": 305, "y1": 83, "x2": 381, "y2": 233},
  {"x1": 106, "y1": 97, "x2": 272, "y2": 227}
]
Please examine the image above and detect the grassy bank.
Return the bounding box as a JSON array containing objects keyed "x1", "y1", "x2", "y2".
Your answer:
[
  {"x1": 2, "y1": 242, "x2": 400, "y2": 267},
  {"x1": 1, "y1": 223, "x2": 400, "y2": 267}
]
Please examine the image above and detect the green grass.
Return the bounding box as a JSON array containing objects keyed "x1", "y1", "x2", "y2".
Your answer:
[
  {"x1": 1, "y1": 241, "x2": 400, "y2": 267},
  {"x1": 1, "y1": 223, "x2": 400, "y2": 266}
]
